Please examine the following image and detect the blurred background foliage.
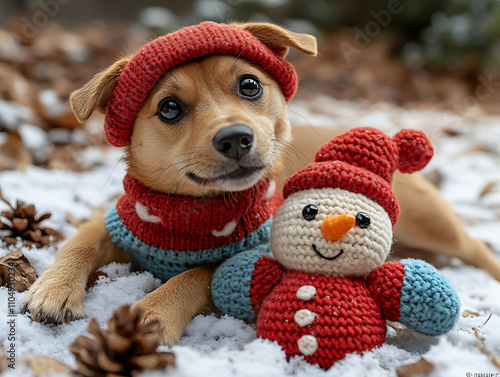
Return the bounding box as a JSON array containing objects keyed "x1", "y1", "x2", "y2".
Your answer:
[
  {"x1": 1, "y1": 0, "x2": 499, "y2": 72},
  {"x1": 0, "y1": 0, "x2": 499, "y2": 121},
  {"x1": 0, "y1": 0, "x2": 498, "y2": 172}
]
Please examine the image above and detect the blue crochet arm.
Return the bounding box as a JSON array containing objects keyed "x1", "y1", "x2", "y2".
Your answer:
[
  {"x1": 399, "y1": 259, "x2": 460, "y2": 336},
  {"x1": 212, "y1": 250, "x2": 283, "y2": 319}
]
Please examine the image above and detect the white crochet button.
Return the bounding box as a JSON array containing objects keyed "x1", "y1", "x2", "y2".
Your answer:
[
  {"x1": 212, "y1": 220, "x2": 237, "y2": 237},
  {"x1": 297, "y1": 335, "x2": 318, "y2": 356},
  {"x1": 296, "y1": 285, "x2": 316, "y2": 301},
  {"x1": 294, "y1": 309, "x2": 315, "y2": 327},
  {"x1": 262, "y1": 179, "x2": 276, "y2": 201},
  {"x1": 135, "y1": 202, "x2": 161, "y2": 223}
]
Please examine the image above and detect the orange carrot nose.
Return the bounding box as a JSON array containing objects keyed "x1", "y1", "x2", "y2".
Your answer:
[{"x1": 320, "y1": 213, "x2": 356, "y2": 241}]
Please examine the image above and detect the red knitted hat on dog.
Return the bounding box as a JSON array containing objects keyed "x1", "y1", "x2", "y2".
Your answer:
[
  {"x1": 283, "y1": 127, "x2": 433, "y2": 226},
  {"x1": 104, "y1": 21, "x2": 299, "y2": 147}
]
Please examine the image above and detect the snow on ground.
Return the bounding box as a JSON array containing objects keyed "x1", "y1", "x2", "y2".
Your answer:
[{"x1": 1, "y1": 96, "x2": 500, "y2": 376}]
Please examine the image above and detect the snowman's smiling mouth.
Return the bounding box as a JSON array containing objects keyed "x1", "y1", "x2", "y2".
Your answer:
[{"x1": 312, "y1": 244, "x2": 344, "y2": 261}]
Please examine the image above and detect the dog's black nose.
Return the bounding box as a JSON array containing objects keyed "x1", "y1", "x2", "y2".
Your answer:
[{"x1": 212, "y1": 124, "x2": 254, "y2": 160}]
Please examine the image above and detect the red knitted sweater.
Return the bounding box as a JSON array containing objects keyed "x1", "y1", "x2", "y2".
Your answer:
[
  {"x1": 249, "y1": 256, "x2": 405, "y2": 369},
  {"x1": 105, "y1": 175, "x2": 283, "y2": 280}
]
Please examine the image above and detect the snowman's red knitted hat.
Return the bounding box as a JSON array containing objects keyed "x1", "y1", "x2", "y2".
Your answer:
[
  {"x1": 283, "y1": 127, "x2": 433, "y2": 226},
  {"x1": 104, "y1": 21, "x2": 299, "y2": 147}
]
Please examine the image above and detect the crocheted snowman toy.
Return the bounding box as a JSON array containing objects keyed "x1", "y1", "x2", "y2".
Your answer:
[{"x1": 211, "y1": 127, "x2": 460, "y2": 369}]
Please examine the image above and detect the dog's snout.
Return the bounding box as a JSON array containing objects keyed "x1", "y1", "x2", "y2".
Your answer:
[{"x1": 212, "y1": 124, "x2": 254, "y2": 160}]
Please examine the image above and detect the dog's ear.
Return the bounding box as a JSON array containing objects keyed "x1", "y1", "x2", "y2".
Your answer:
[
  {"x1": 238, "y1": 22, "x2": 317, "y2": 58},
  {"x1": 70, "y1": 57, "x2": 131, "y2": 122}
]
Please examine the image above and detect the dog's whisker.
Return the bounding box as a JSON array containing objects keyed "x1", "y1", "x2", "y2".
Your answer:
[
  {"x1": 229, "y1": 55, "x2": 241, "y2": 75},
  {"x1": 99, "y1": 153, "x2": 126, "y2": 193},
  {"x1": 269, "y1": 147, "x2": 299, "y2": 164},
  {"x1": 269, "y1": 147, "x2": 300, "y2": 170},
  {"x1": 154, "y1": 158, "x2": 197, "y2": 189},
  {"x1": 224, "y1": 190, "x2": 239, "y2": 207},
  {"x1": 155, "y1": 161, "x2": 199, "y2": 203},
  {"x1": 150, "y1": 166, "x2": 167, "y2": 176},
  {"x1": 271, "y1": 140, "x2": 308, "y2": 167},
  {"x1": 100, "y1": 143, "x2": 145, "y2": 195},
  {"x1": 272, "y1": 138, "x2": 309, "y2": 164},
  {"x1": 267, "y1": 152, "x2": 300, "y2": 172},
  {"x1": 285, "y1": 106, "x2": 323, "y2": 137},
  {"x1": 128, "y1": 142, "x2": 144, "y2": 150},
  {"x1": 268, "y1": 142, "x2": 307, "y2": 169},
  {"x1": 165, "y1": 163, "x2": 198, "y2": 200}
]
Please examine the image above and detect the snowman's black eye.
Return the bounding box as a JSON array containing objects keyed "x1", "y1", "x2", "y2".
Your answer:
[
  {"x1": 302, "y1": 204, "x2": 318, "y2": 221},
  {"x1": 356, "y1": 212, "x2": 371, "y2": 228}
]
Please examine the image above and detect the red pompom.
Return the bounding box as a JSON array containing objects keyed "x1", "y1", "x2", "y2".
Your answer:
[{"x1": 392, "y1": 129, "x2": 433, "y2": 174}]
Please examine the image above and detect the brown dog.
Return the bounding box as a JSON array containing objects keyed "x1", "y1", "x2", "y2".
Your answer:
[{"x1": 23, "y1": 22, "x2": 500, "y2": 346}]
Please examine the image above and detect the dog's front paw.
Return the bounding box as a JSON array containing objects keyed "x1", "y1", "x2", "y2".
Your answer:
[
  {"x1": 23, "y1": 266, "x2": 86, "y2": 324},
  {"x1": 131, "y1": 301, "x2": 183, "y2": 346}
]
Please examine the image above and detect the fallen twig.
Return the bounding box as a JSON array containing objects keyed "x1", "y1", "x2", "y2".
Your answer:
[{"x1": 474, "y1": 329, "x2": 500, "y2": 368}]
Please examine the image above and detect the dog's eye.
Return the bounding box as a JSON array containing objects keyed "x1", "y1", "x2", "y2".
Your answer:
[
  {"x1": 302, "y1": 204, "x2": 318, "y2": 221},
  {"x1": 356, "y1": 212, "x2": 371, "y2": 228},
  {"x1": 157, "y1": 97, "x2": 184, "y2": 123},
  {"x1": 238, "y1": 75, "x2": 262, "y2": 99}
]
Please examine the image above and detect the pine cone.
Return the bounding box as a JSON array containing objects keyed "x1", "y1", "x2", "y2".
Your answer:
[
  {"x1": 0, "y1": 189, "x2": 62, "y2": 248},
  {"x1": 70, "y1": 305, "x2": 175, "y2": 377}
]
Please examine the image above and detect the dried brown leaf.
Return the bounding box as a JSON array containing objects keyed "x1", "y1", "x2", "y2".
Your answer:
[
  {"x1": 441, "y1": 128, "x2": 461, "y2": 137},
  {"x1": 0, "y1": 344, "x2": 7, "y2": 373},
  {"x1": 462, "y1": 310, "x2": 480, "y2": 318},
  {"x1": 480, "y1": 182, "x2": 498, "y2": 198},
  {"x1": 33, "y1": 94, "x2": 81, "y2": 130},
  {"x1": 86, "y1": 271, "x2": 109, "y2": 290},
  {"x1": 0, "y1": 249, "x2": 37, "y2": 292},
  {"x1": 0, "y1": 63, "x2": 34, "y2": 106},
  {"x1": 474, "y1": 329, "x2": 500, "y2": 368},
  {"x1": 397, "y1": 358, "x2": 436, "y2": 377},
  {"x1": 23, "y1": 356, "x2": 72, "y2": 377},
  {"x1": 0, "y1": 131, "x2": 33, "y2": 172},
  {"x1": 47, "y1": 145, "x2": 82, "y2": 171}
]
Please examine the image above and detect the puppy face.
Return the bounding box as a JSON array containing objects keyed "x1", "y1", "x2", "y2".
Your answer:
[
  {"x1": 127, "y1": 55, "x2": 290, "y2": 196},
  {"x1": 70, "y1": 23, "x2": 317, "y2": 197}
]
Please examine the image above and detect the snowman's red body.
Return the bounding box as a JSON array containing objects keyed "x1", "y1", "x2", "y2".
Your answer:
[{"x1": 250, "y1": 257, "x2": 397, "y2": 369}]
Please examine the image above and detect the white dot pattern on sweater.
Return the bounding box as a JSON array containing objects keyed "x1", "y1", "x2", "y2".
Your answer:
[
  {"x1": 296, "y1": 285, "x2": 316, "y2": 301},
  {"x1": 263, "y1": 179, "x2": 276, "y2": 201},
  {"x1": 270, "y1": 188, "x2": 393, "y2": 277},
  {"x1": 212, "y1": 220, "x2": 237, "y2": 237},
  {"x1": 297, "y1": 335, "x2": 318, "y2": 356},
  {"x1": 135, "y1": 202, "x2": 162, "y2": 223},
  {"x1": 294, "y1": 309, "x2": 315, "y2": 327}
]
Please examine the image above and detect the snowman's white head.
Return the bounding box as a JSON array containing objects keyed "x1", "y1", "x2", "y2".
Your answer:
[
  {"x1": 273, "y1": 127, "x2": 434, "y2": 277},
  {"x1": 270, "y1": 187, "x2": 393, "y2": 277}
]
